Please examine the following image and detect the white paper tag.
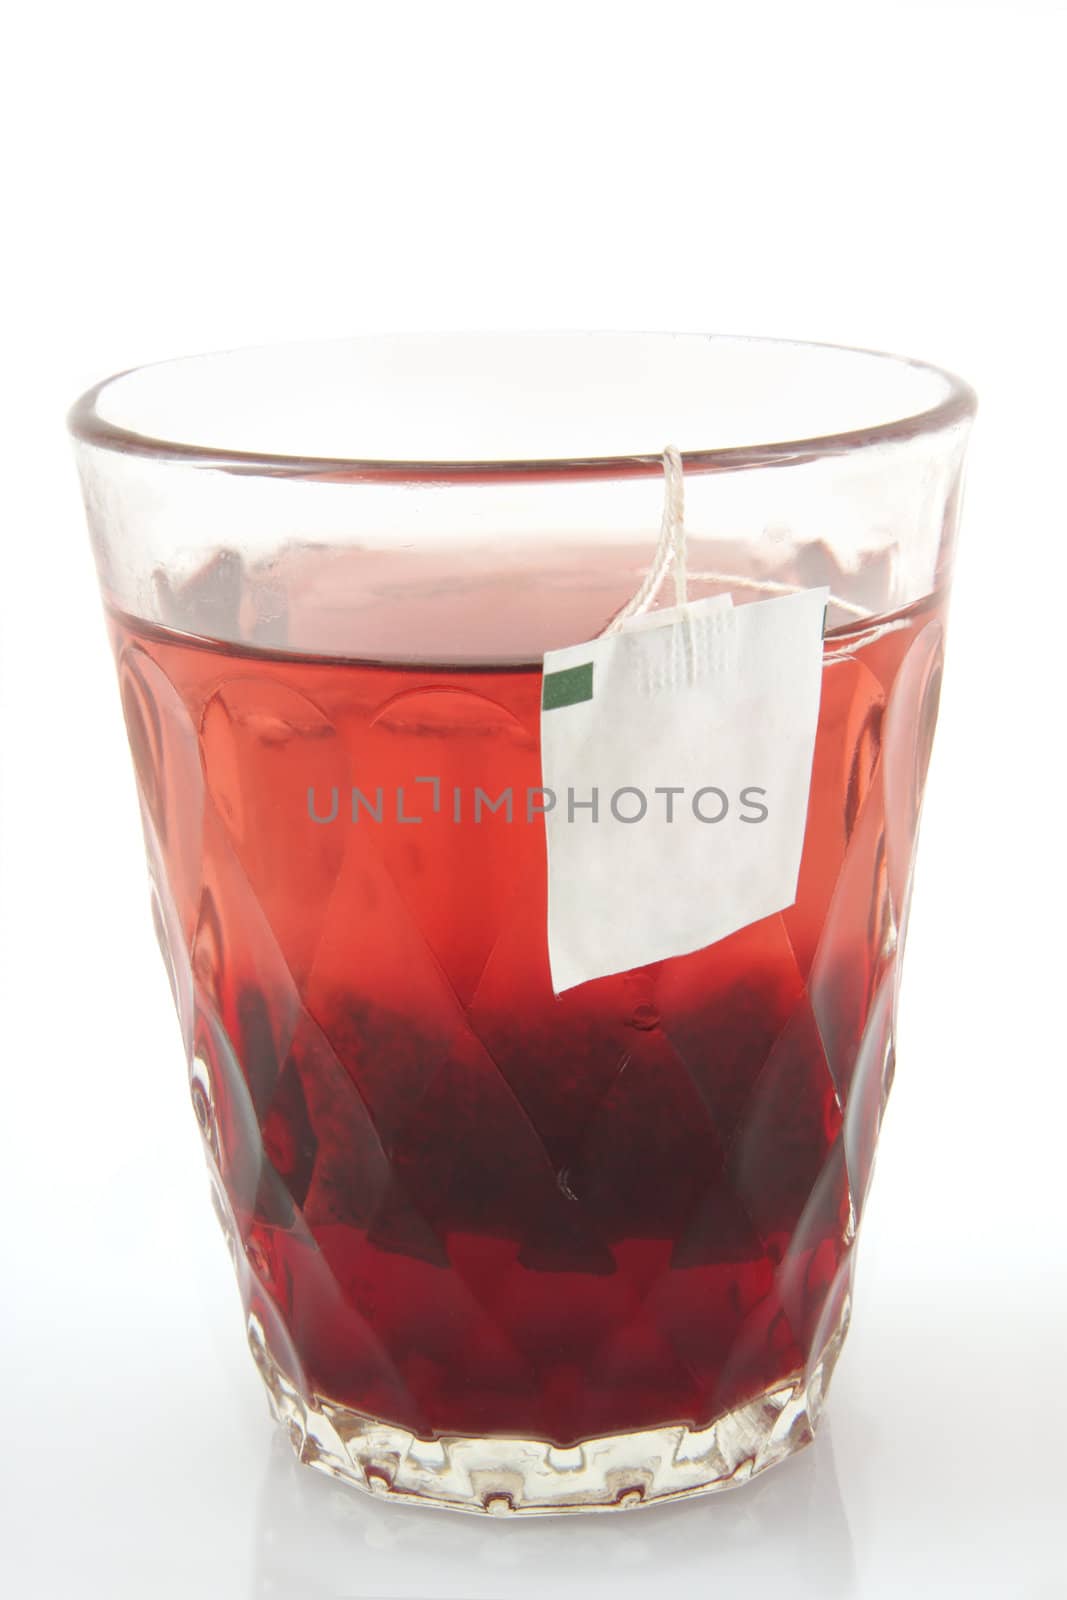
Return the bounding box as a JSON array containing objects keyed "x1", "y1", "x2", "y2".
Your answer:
[{"x1": 540, "y1": 587, "x2": 829, "y2": 993}]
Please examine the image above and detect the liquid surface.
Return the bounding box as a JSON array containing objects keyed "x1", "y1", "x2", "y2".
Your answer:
[{"x1": 110, "y1": 553, "x2": 945, "y2": 1445}]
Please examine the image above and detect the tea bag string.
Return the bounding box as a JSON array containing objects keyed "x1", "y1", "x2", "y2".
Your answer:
[
  {"x1": 603, "y1": 446, "x2": 688, "y2": 633},
  {"x1": 603, "y1": 446, "x2": 870, "y2": 635}
]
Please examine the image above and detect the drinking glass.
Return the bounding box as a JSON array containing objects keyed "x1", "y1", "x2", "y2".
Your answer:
[{"x1": 69, "y1": 333, "x2": 975, "y2": 1514}]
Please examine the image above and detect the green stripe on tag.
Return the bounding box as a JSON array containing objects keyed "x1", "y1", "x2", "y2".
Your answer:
[{"x1": 542, "y1": 661, "x2": 594, "y2": 710}]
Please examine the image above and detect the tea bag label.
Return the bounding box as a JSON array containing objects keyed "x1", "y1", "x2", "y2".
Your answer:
[{"x1": 540, "y1": 587, "x2": 828, "y2": 993}]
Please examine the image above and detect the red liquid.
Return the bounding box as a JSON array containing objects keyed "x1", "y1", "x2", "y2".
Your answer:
[{"x1": 110, "y1": 559, "x2": 944, "y2": 1447}]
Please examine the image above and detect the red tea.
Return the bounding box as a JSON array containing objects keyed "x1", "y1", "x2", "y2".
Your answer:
[{"x1": 109, "y1": 554, "x2": 944, "y2": 1449}]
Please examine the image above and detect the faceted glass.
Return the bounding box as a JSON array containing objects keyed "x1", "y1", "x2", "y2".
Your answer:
[{"x1": 69, "y1": 334, "x2": 975, "y2": 1514}]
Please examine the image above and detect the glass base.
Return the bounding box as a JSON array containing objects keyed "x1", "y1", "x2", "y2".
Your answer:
[{"x1": 247, "y1": 1302, "x2": 849, "y2": 1517}]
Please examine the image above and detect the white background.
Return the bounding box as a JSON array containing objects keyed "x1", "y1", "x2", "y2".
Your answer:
[{"x1": 2, "y1": 2, "x2": 1065, "y2": 1595}]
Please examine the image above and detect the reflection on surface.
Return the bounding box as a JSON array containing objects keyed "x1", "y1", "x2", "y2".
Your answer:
[{"x1": 251, "y1": 1423, "x2": 856, "y2": 1600}]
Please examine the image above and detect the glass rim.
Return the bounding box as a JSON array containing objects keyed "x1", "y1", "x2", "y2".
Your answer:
[{"x1": 67, "y1": 330, "x2": 978, "y2": 484}]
